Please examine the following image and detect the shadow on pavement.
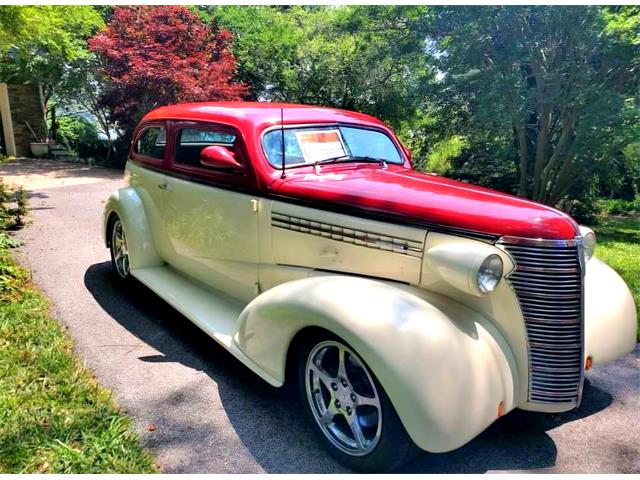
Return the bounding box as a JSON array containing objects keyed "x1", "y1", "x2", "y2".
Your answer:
[{"x1": 84, "y1": 261, "x2": 613, "y2": 473}]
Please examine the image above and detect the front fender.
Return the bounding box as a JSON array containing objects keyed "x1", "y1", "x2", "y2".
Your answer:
[
  {"x1": 585, "y1": 258, "x2": 637, "y2": 366},
  {"x1": 234, "y1": 275, "x2": 517, "y2": 453},
  {"x1": 103, "y1": 187, "x2": 162, "y2": 270}
]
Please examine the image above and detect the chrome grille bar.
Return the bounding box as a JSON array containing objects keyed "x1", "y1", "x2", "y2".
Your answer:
[{"x1": 498, "y1": 237, "x2": 585, "y2": 405}]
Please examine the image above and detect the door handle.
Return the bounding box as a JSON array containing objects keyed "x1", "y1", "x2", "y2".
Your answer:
[{"x1": 157, "y1": 182, "x2": 169, "y2": 191}]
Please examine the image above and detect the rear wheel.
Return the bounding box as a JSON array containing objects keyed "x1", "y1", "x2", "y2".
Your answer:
[
  {"x1": 109, "y1": 216, "x2": 131, "y2": 282},
  {"x1": 298, "y1": 333, "x2": 417, "y2": 472}
]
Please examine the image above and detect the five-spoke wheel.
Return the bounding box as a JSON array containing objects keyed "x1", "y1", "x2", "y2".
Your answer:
[
  {"x1": 110, "y1": 217, "x2": 130, "y2": 280},
  {"x1": 305, "y1": 340, "x2": 382, "y2": 456},
  {"x1": 298, "y1": 333, "x2": 417, "y2": 472}
]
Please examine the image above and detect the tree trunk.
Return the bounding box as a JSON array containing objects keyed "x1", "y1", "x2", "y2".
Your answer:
[
  {"x1": 514, "y1": 122, "x2": 529, "y2": 197},
  {"x1": 535, "y1": 110, "x2": 578, "y2": 203},
  {"x1": 532, "y1": 102, "x2": 552, "y2": 199},
  {"x1": 50, "y1": 105, "x2": 57, "y2": 144}
]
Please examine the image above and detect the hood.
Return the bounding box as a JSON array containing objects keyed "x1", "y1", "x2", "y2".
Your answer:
[{"x1": 271, "y1": 165, "x2": 579, "y2": 240}]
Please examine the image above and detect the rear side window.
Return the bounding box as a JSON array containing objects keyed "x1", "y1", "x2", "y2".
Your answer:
[
  {"x1": 135, "y1": 127, "x2": 166, "y2": 160},
  {"x1": 175, "y1": 127, "x2": 237, "y2": 168}
]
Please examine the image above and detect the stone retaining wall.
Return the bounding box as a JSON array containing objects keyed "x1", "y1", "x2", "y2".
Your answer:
[{"x1": 8, "y1": 83, "x2": 46, "y2": 157}]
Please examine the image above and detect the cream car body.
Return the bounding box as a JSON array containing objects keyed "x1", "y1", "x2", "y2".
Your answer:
[{"x1": 103, "y1": 102, "x2": 637, "y2": 469}]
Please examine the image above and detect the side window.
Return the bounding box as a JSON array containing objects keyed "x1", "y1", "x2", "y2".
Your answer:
[
  {"x1": 135, "y1": 127, "x2": 166, "y2": 160},
  {"x1": 175, "y1": 127, "x2": 237, "y2": 168}
]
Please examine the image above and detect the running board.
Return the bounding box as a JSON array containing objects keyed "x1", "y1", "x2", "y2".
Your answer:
[{"x1": 131, "y1": 266, "x2": 280, "y2": 386}]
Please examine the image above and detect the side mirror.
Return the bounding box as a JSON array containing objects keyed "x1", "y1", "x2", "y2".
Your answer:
[
  {"x1": 199, "y1": 145, "x2": 243, "y2": 170},
  {"x1": 402, "y1": 145, "x2": 413, "y2": 162}
]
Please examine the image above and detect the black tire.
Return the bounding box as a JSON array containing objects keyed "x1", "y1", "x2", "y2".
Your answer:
[
  {"x1": 108, "y1": 214, "x2": 133, "y2": 285},
  {"x1": 297, "y1": 331, "x2": 418, "y2": 472}
]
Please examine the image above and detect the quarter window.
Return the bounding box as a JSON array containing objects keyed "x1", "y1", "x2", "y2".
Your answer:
[
  {"x1": 135, "y1": 127, "x2": 166, "y2": 160},
  {"x1": 175, "y1": 127, "x2": 237, "y2": 168}
]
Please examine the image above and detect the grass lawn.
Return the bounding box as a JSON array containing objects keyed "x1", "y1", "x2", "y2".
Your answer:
[
  {"x1": 0, "y1": 235, "x2": 157, "y2": 473},
  {"x1": 592, "y1": 216, "x2": 640, "y2": 340}
]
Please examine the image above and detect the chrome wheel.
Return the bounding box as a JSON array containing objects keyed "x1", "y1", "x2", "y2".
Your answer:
[
  {"x1": 111, "y1": 219, "x2": 130, "y2": 278},
  {"x1": 305, "y1": 340, "x2": 382, "y2": 456}
]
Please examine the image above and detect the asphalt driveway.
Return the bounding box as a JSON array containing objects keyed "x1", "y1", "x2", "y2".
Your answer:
[{"x1": 3, "y1": 158, "x2": 639, "y2": 473}]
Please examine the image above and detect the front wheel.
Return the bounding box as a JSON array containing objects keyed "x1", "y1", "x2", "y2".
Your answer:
[{"x1": 298, "y1": 333, "x2": 417, "y2": 472}]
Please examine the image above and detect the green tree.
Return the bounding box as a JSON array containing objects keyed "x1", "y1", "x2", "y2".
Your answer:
[
  {"x1": 421, "y1": 6, "x2": 640, "y2": 206},
  {"x1": 56, "y1": 57, "x2": 118, "y2": 163},
  {"x1": 0, "y1": 6, "x2": 104, "y2": 139},
  {"x1": 205, "y1": 6, "x2": 432, "y2": 127}
]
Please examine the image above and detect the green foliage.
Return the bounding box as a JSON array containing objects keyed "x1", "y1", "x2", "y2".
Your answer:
[
  {"x1": 56, "y1": 56, "x2": 118, "y2": 165},
  {"x1": 419, "y1": 6, "x2": 640, "y2": 207},
  {"x1": 0, "y1": 180, "x2": 27, "y2": 231},
  {"x1": 0, "y1": 6, "x2": 104, "y2": 141},
  {"x1": 597, "y1": 196, "x2": 640, "y2": 216},
  {"x1": 426, "y1": 136, "x2": 467, "y2": 175},
  {"x1": 55, "y1": 117, "x2": 107, "y2": 162},
  {"x1": 0, "y1": 6, "x2": 103, "y2": 84},
  {"x1": 206, "y1": 5, "x2": 432, "y2": 127}
]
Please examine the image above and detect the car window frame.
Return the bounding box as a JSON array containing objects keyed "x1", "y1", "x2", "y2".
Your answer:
[
  {"x1": 260, "y1": 122, "x2": 406, "y2": 169},
  {"x1": 167, "y1": 120, "x2": 259, "y2": 191},
  {"x1": 131, "y1": 122, "x2": 169, "y2": 167}
]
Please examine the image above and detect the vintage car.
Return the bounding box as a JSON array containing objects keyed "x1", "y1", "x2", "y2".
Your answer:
[{"x1": 103, "y1": 102, "x2": 637, "y2": 472}]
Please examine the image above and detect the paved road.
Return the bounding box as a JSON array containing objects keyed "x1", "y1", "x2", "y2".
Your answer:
[{"x1": 3, "y1": 158, "x2": 639, "y2": 473}]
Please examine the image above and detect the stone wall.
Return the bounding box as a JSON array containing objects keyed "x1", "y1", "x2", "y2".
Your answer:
[{"x1": 8, "y1": 83, "x2": 46, "y2": 157}]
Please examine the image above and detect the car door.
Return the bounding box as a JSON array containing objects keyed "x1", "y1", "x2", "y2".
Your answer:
[
  {"x1": 162, "y1": 121, "x2": 260, "y2": 303},
  {"x1": 128, "y1": 123, "x2": 173, "y2": 260}
]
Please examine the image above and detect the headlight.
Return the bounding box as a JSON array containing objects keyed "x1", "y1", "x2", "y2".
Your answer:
[
  {"x1": 477, "y1": 254, "x2": 504, "y2": 294},
  {"x1": 426, "y1": 243, "x2": 506, "y2": 296},
  {"x1": 579, "y1": 226, "x2": 596, "y2": 262}
]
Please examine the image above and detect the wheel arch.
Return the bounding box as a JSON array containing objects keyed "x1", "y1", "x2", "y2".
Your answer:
[
  {"x1": 283, "y1": 325, "x2": 333, "y2": 389},
  {"x1": 234, "y1": 274, "x2": 518, "y2": 453},
  {"x1": 105, "y1": 211, "x2": 119, "y2": 247}
]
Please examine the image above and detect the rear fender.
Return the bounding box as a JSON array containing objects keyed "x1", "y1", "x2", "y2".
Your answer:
[
  {"x1": 103, "y1": 187, "x2": 162, "y2": 270},
  {"x1": 234, "y1": 275, "x2": 517, "y2": 452}
]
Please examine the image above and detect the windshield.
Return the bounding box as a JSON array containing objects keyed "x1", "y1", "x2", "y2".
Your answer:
[{"x1": 262, "y1": 125, "x2": 403, "y2": 168}]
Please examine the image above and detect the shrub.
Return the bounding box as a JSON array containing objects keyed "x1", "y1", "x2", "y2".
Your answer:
[
  {"x1": 56, "y1": 116, "x2": 109, "y2": 162},
  {"x1": 597, "y1": 196, "x2": 640, "y2": 216},
  {"x1": 0, "y1": 180, "x2": 28, "y2": 231}
]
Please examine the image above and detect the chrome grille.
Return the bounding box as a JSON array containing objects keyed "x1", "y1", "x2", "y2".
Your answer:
[{"x1": 499, "y1": 237, "x2": 584, "y2": 405}]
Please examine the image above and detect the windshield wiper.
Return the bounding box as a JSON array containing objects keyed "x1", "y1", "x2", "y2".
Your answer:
[{"x1": 314, "y1": 155, "x2": 388, "y2": 167}]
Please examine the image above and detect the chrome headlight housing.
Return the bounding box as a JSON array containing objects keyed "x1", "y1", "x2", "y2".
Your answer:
[
  {"x1": 477, "y1": 254, "x2": 504, "y2": 294},
  {"x1": 579, "y1": 226, "x2": 596, "y2": 262},
  {"x1": 426, "y1": 243, "x2": 505, "y2": 296}
]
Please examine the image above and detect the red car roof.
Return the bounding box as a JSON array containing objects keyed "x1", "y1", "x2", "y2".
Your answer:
[{"x1": 142, "y1": 101, "x2": 389, "y2": 130}]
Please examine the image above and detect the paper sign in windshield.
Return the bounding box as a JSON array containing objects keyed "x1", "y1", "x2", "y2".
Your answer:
[{"x1": 295, "y1": 130, "x2": 346, "y2": 163}]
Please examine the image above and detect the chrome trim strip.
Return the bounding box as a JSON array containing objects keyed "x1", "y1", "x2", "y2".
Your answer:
[
  {"x1": 515, "y1": 265, "x2": 580, "y2": 273},
  {"x1": 499, "y1": 235, "x2": 582, "y2": 247},
  {"x1": 272, "y1": 212, "x2": 424, "y2": 258}
]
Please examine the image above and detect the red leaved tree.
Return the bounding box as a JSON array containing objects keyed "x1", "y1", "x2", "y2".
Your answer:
[{"x1": 89, "y1": 6, "x2": 247, "y2": 133}]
